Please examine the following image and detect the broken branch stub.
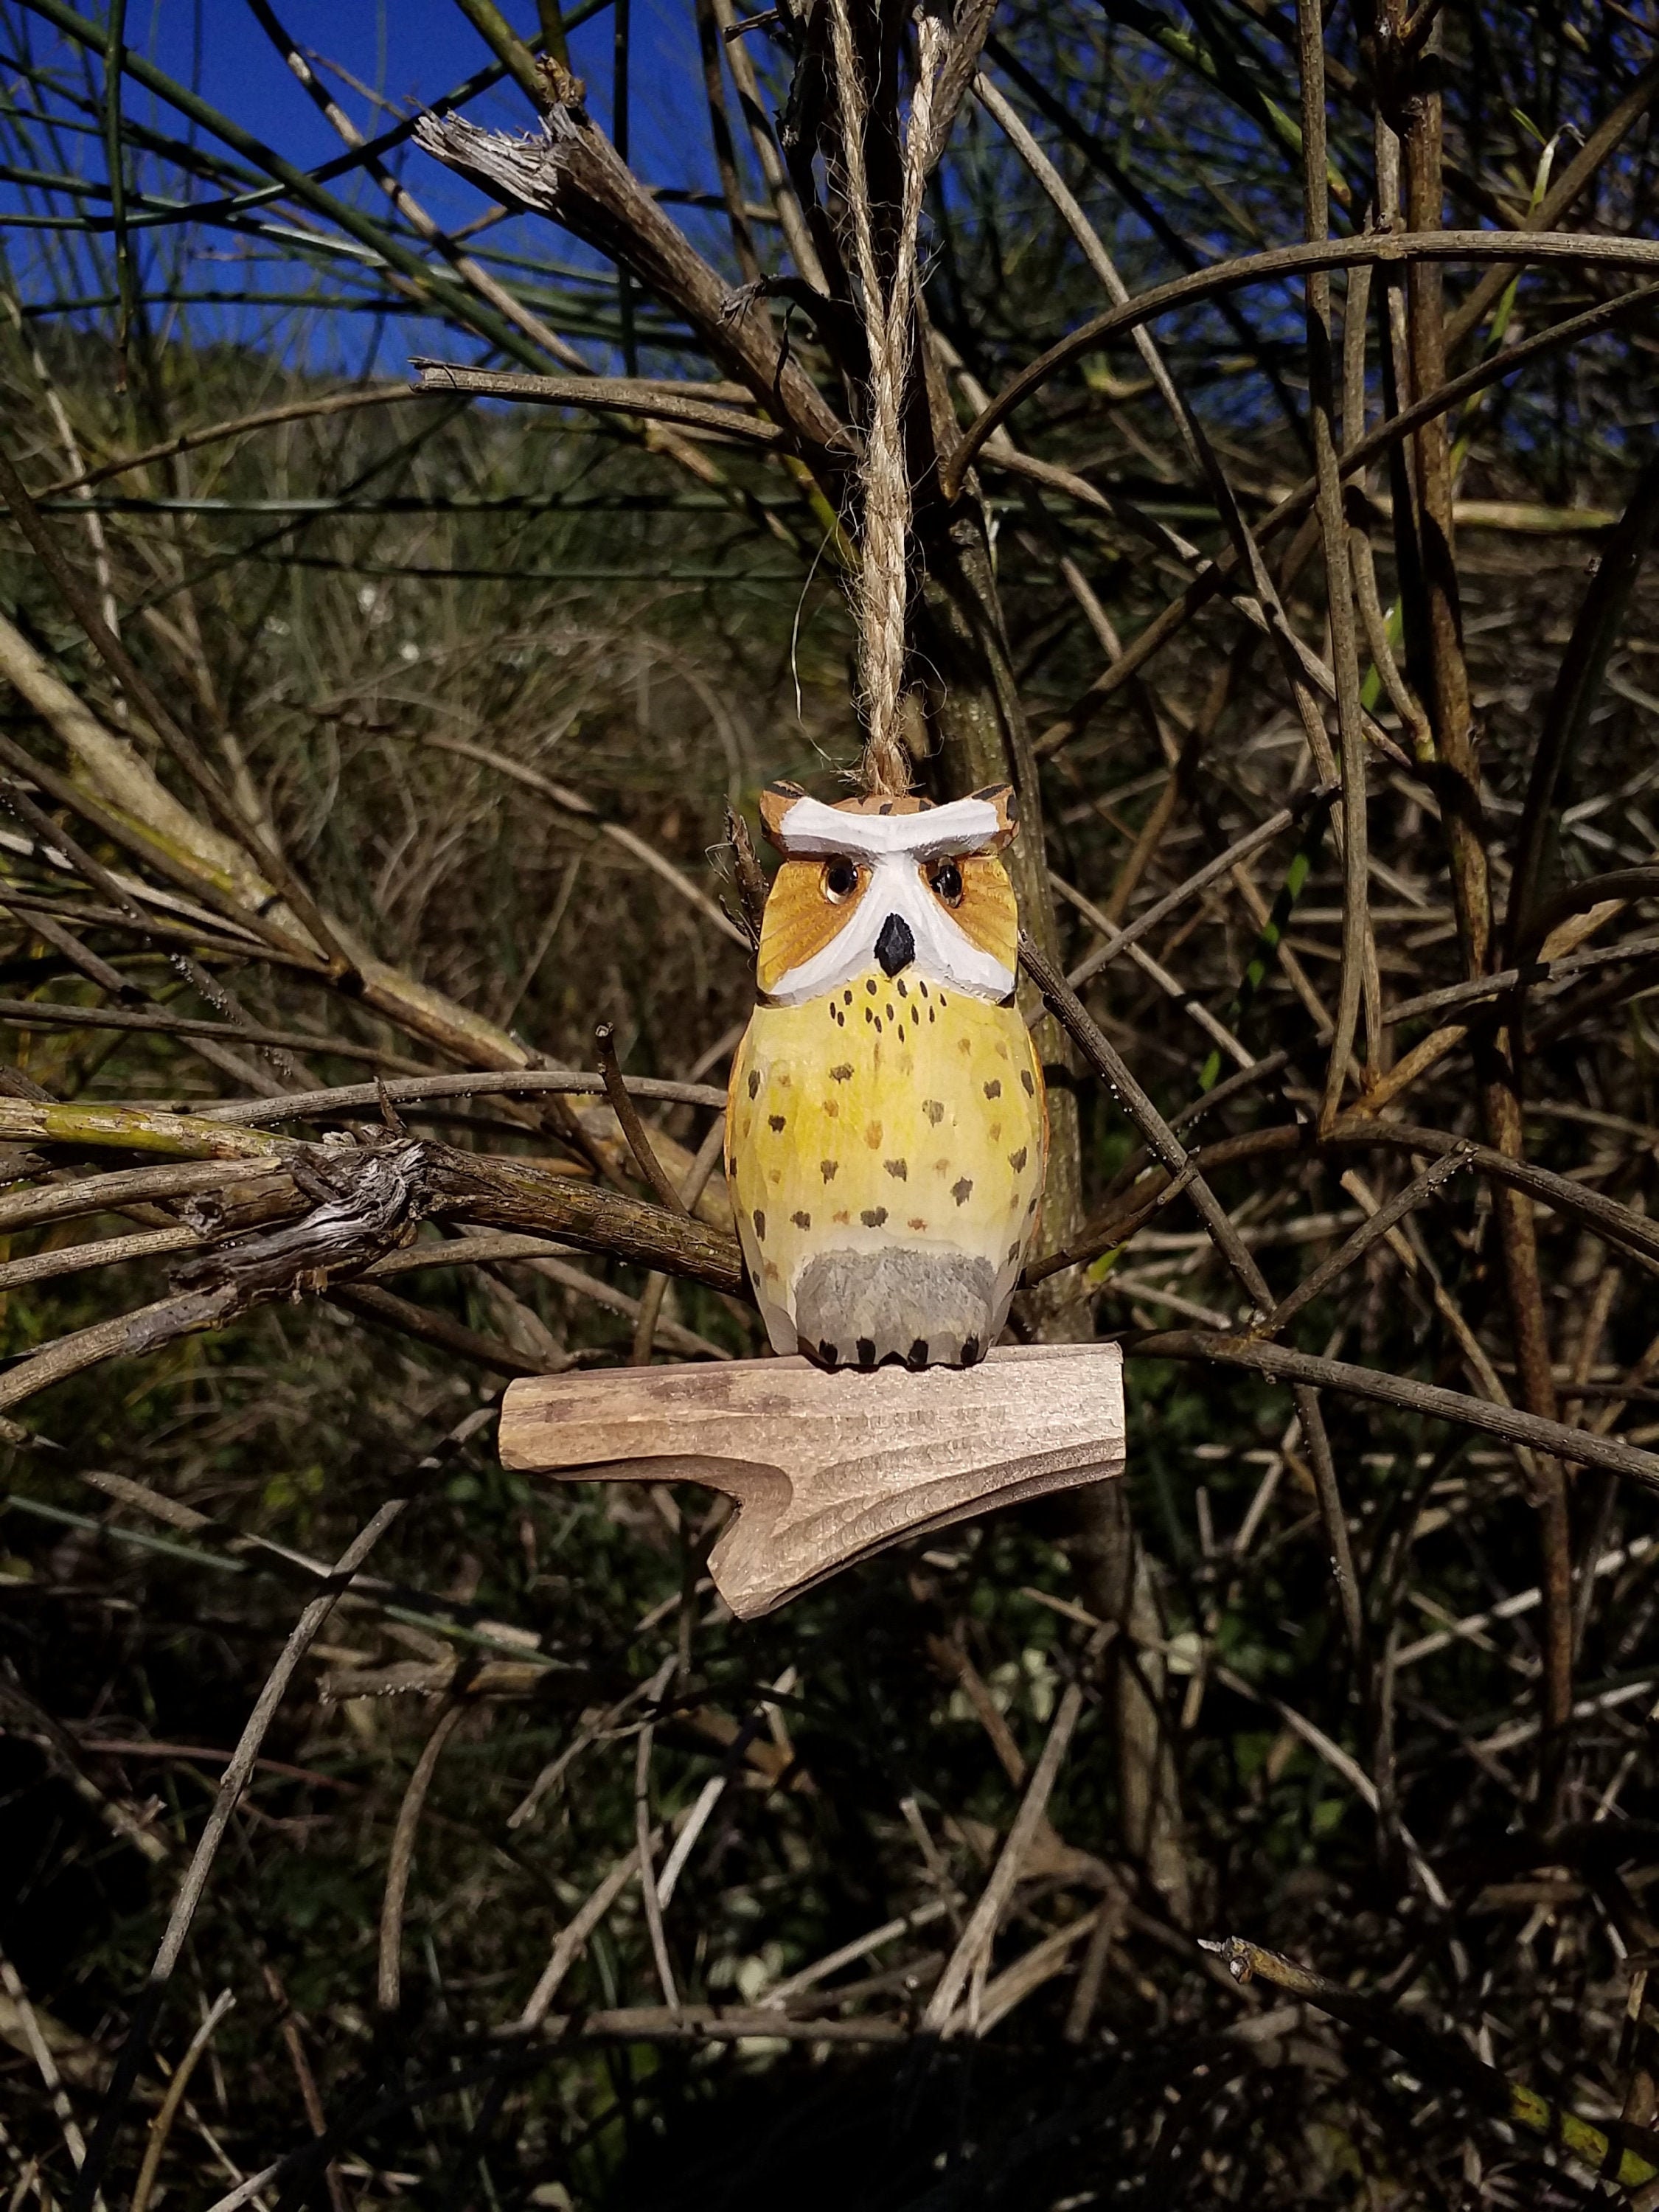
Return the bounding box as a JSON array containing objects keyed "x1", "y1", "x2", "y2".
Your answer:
[
  {"x1": 498, "y1": 1342, "x2": 1126, "y2": 1617},
  {"x1": 175, "y1": 1141, "x2": 429, "y2": 1301}
]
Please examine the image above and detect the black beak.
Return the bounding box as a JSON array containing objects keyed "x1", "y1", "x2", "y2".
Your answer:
[{"x1": 875, "y1": 913, "x2": 915, "y2": 978}]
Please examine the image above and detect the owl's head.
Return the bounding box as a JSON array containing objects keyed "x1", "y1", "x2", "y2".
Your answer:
[{"x1": 752, "y1": 783, "x2": 1020, "y2": 1008}]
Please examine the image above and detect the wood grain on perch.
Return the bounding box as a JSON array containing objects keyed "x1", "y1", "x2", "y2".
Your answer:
[{"x1": 499, "y1": 1343, "x2": 1125, "y2": 1618}]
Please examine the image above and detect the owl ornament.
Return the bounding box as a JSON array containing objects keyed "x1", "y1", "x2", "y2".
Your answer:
[
  {"x1": 726, "y1": 782, "x2": 1048, "y2": 1371},
  {"x1": 500, "y1": 785, "x2": 1123, "y2": 1618}
]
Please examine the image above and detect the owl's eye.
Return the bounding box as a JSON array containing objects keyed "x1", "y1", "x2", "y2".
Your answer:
[
  {"x1": 821, "y1": 857, "x2": 860, "y2": 904},
  {"x1": 928, "y1": 859, "x2": 964, "y2": 907}
]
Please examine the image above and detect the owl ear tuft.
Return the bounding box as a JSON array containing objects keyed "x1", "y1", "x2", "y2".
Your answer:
[
  {"x1": 758, "y1": 782, "x2": 808, "y2": 849},
  {"x1": 967, "y1": 785, "x2": 1019, "y2": 851}
]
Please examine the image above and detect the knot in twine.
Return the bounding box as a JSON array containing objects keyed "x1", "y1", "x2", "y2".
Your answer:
[{"x1": 827, "y1": 0, "x2": 946, "y2": 799}]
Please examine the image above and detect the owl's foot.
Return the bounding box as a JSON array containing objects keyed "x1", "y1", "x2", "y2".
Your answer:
[
  {"x1": 791, "y1": 1248, "x2": 993, "y2": 1372},
  {"x1": 798, "y1": 1332, "x2": 955, "y2": 1372}
]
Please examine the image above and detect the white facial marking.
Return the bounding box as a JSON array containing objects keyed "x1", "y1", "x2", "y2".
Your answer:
[
  {"x1": 763, "y1": 797, "x2": 1015, "y2": 1006},
  {"x1": 769, "y1": 795, "x2": 1002, "y2": 863}
]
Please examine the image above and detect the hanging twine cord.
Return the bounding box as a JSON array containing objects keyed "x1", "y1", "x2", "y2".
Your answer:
[{"x1": 827, "y1": 0, "x2": 946, "y2": 798}]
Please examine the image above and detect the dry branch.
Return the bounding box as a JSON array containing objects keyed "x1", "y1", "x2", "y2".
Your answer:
[
  {"x1": 946, "y1": 229, "x2": 1659, "y2": 494},
  {"x1": 72, "y1": 1501, "x2": 407, "y2": 2212},
  {"x1": 1203, "y1": 1936, "x2": 1659, "y2": 2188},
  {"x1": 410, "y1": 361, "x2": 786, "y2": 445},
  {"x1": 1135, "y1": 1331, "x2": 1659, "y2": 1495},
  {"x1": 414, "y1": 89, "x2": 847, "y2": 467}
]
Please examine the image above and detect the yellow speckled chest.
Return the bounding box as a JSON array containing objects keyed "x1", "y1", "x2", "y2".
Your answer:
[{"x1": 727, "y1": 967, "x2": 1047, "y2": 1367}]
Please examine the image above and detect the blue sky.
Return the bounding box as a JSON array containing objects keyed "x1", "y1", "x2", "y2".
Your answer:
[
  {"x1": 133, "y1": 0, "x2": 713, "y2": 200},
  {"x1": 0, "y1": 1, "x2": 751, "y2": 373}
]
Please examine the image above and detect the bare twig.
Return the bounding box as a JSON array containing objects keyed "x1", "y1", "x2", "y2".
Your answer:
[
  {"x1": 1295, "y1": 0, "x2": 1373, "y2": 1124},
  {"x1": 130, "y1": 1992, "x2": 237, "y2": 2212},
  {"x1": 1130, "y1": 1329, "x2": 1659, "y2": 1495},
  {"x1": 518, "y1": 1837, "x2": 659, "y2": 2028},
  {"x1": 1203, "y1": 1936, "x2": 1659, "y2": 2187},
  {"x1": 0, "y1": 1944, "x2": 94, "y2": 2183},
  {"x1": 922, "y1": 1680, "x2": 1085, "y2": 2032},
  {"x1": 1066, "y1": 787, "x2": 1337, "y2": 990},
  {"x1": 378, "y1": 1702, "x2": 467, "y2": 2014},
  {"x1": 1034, "y1": 282, "x2": 1659, "y2": 750},
  {"x1": 946, "y1": 230, "x2": 1659, "y2": 495},
  {"x1": 68, "y1": 1502, "x2": 407, "y2": 2212},
  {"x1": 0, "y1": 437, "x2": 354, "y2": 978},
  {"x1": 260, "y1": 1969, "x2": 347, "y2": 2212},
  {"x1": 632, "y1": 1113, "x2": 727, "y2": 1363},
  {"x1": 1255, "y1": 1145, "x2": 1474, "y2": 1338},
  {"x1": 633, "y1": 1656, "x2": 681, "y2": 2007},
  {"x1": 594, "y1": 1024, "x2": 689, "y2": 1213},
  {"x1": 409, "y1": 361, "x2": 785, "y2": 443}
]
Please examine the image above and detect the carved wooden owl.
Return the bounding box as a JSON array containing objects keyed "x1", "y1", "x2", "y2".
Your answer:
[{"x1": 726, "y1": 782, "x2": 1048, "y2": 1371}]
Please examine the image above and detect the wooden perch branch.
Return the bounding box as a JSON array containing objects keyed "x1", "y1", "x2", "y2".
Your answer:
[{"x1": 501, "y1": 1345, "x2": 1126, "y2": 1618}]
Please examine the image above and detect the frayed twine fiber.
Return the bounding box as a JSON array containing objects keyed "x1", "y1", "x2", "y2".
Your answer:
[{"x1": 827, "y1": 0, "x2": 946, "y2": 799}]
